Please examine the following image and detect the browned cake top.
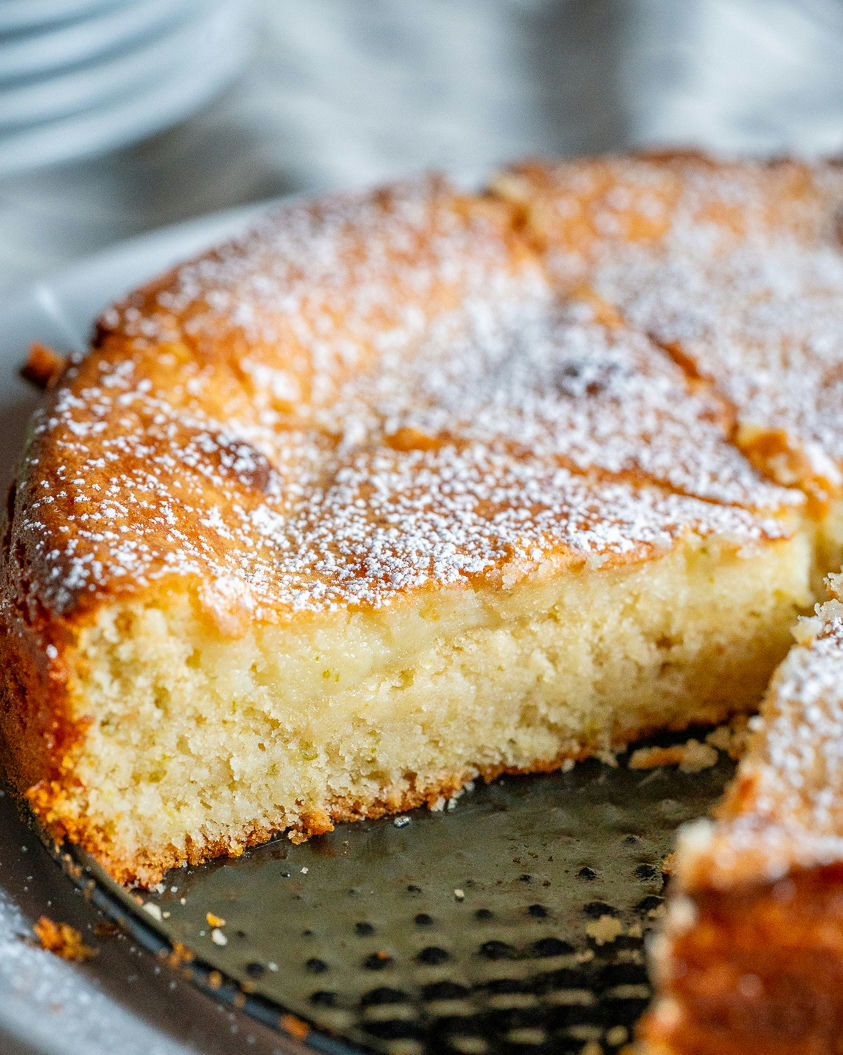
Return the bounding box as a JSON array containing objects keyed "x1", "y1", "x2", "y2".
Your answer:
[
  {"x1": 498, "y1": 153, "x2": 843, "y2": 275},
  {"x1": 498, "y1": 154, "x2": 843, "y2": 493},
  {"x1": 2, "y1": 173, "x2": 797, "y2": 637}
]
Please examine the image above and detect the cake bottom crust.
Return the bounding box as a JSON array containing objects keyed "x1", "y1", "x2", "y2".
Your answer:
[{"x1": 33, "y1": 711, "x2": 735, "y2": 890}]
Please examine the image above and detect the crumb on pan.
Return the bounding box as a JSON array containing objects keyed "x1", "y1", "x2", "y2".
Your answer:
[
  {"x1": 32, "y1": 916, "x2": 97, "y2": 961},
  {"x1": 585, "y1": 915, "x2": 624, "y2": 945},
  {"x1": 628, "y1": 739, "x2": 719, "y2": 773},
  {"x1": 20, "y1": 342, "x2": 67, "y2": 389},
  {"x1": 164, "y1": 941, "x2": 194, "y2": 968},
  {"x1": 281, "y1": 1013, "x2": 310, "y2": 1040},
  {"x1": 704, "y1": 714, "x2": 752, "y2": 758}
]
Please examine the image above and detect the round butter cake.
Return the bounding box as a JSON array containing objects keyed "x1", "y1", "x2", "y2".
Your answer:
[{"x1": 2, "y1": 151, "x2": 843, "y2": 1053}]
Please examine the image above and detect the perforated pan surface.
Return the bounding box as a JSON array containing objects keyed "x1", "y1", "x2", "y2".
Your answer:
[{"x1": 52, "y1": 736, "x2": 734, "y2": 1055}]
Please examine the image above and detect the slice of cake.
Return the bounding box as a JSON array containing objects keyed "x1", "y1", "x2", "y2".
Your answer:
[
  {"x1": 0, "y1": 171, "x2": 813, "y2": 887},
  {"x1": 640, "y1": 577, "x2": 843, "y2": 1055}
]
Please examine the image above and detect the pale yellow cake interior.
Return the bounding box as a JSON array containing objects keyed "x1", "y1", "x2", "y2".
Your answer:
[{"x1": 57, "y1": 528, "x2": 813, "y2": 885}]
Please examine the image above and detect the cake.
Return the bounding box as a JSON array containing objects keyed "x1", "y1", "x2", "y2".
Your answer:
[{"x1": 0, "y1": 156, "x2": 841, "y2": 912}]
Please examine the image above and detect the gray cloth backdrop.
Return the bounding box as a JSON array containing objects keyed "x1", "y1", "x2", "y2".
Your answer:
[{"x1": 1, "y1": 0, "x2": 841, "y2": 293}]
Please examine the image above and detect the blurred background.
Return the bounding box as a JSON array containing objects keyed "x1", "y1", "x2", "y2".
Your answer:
[{"x1": 0, "y1": 0, "x2": 842, "y2": 288}]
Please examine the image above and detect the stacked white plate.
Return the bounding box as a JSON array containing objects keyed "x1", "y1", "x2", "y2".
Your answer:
[{"x1": 0, "y1": 0, "x2": 251, "y2": 178}]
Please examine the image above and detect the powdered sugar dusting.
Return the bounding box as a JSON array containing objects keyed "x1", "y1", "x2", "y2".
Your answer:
[
  {"x1": 2, "y1": 173, "x2": 800, "y2": 627},
  {"x1": 10, "y1": 377, "x2": 788, "y2": 622},
  {"x1": 593, "y1": 243, "x2": 843, "y2": 487},
  {"x1": 505, "y1": 154, "x2": 843, "y2": 490},
  {"x1": 332, "y1": 294, "x2": 798, "y2": 509},
  {"x1": 98, "y1": 177, "x2": 535, "y2": 410}
]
